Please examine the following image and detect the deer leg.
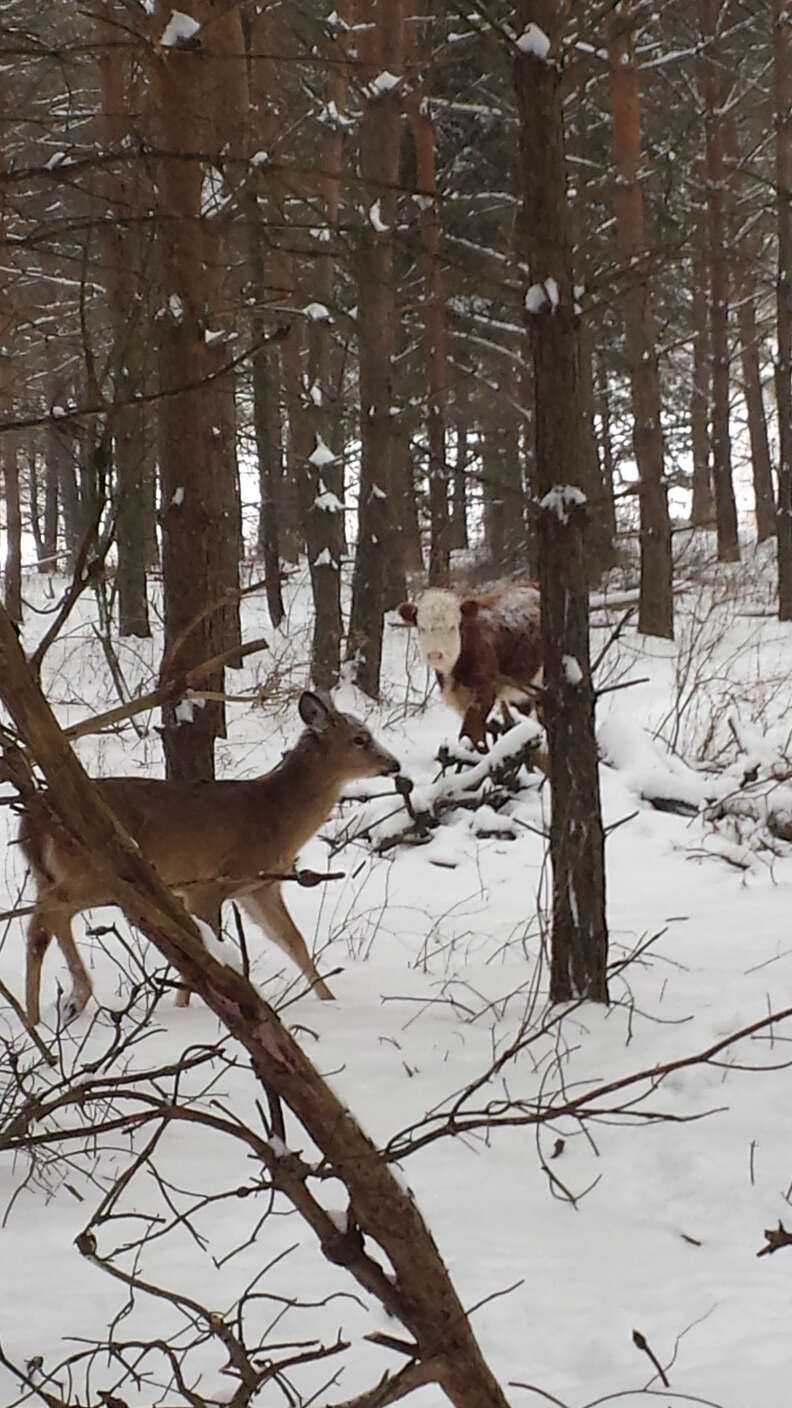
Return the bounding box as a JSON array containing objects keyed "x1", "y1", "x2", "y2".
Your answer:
[
  {"x1": 26, "y1": 912, "x2": 52, "y2": 1026},
  {"x1": 31, "y1": 904, "x2": 93, "y2": 1024},
  {"x1": 241, "y1": 887, "x2": 335, "y2": 1000},
  {"x1": 177, "y1": 888, "x2": 223, "y2": 1007},
  {"x1": 56, "y1": 921, "x2": 93, "y2": 1021}
]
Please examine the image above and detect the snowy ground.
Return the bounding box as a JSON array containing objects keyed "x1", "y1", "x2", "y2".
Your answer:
[{"x1": 1, "y1": 543, "x2": 791, "y2": 1408}]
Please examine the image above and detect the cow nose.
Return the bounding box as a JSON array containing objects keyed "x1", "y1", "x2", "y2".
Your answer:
[{"x1": 427, "y1": 651, "x2": 443, "y2": 665}]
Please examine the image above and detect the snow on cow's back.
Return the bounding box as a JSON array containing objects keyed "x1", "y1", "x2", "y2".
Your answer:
[{"x1": 474, "y1": 583, "x2": 540, "y2": 632}]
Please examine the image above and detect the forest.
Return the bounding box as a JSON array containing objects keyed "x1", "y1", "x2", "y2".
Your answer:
[{"x1": 1, "y1": 2, "x2": 792, "y2": 1407}]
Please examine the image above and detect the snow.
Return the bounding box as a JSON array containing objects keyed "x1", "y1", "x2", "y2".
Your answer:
[
  {"x1": 368, "y1": 200, "x2": 389, "y2": 232},
  {"x1": 524, "y1": 283, "x2": 547, "y2": 314},
  {"x1": 3, "y1": 551, "x2": 792, "y2": 1407},
  {"x1": 308, "y1": 433, "x2": 336, "y2": 467},
  {"x1": 367, "y1": 71, "x2": 401, "y2": 96},
  {"x1": 303, "y1": 301, "x2": 331, "y2": 321},
  {"x1": 314, "y1": 489, "x2": 345, "y2": 512},
  {"x1": 312, "y1": 548, "x2": 334, "y2": 568},
  {"x1": 562, "y1": 653, "x2": 583, "y2": 686},
  {"x1": 516, "y1": 22, "x2": 551, "y2": 59},
  {"x1": 249, "y1": 149, "x2": 269, "y2": 167},
  {"x1": 540, "y1": 483, "x2": 587, "y2": 522},
  {"x1": 160, "y1": 9, "x2": 200, "y2": 47}
]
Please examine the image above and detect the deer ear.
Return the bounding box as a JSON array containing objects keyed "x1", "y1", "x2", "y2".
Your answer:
[
  {"x1": 460, "y1": 598, "x2": 479, "y2": 618},
  {"x1": 299, "y1": 691, "x2": 331, "y2": 730},
  {"x1": 397, "y1": 601, "x2": 418, "y2": 625}
]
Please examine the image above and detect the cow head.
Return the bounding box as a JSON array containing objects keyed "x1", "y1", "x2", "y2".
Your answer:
[{"x1": 398, "y1": 589, "x2": 471, "y2": 673}]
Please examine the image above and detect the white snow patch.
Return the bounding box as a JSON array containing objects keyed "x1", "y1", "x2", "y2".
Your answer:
[
  {"x1": 368, "y1": 200, "x2": 389, "y2": 232},
  {"x1": 315, "y1": 490, "x2": 345, "y2": 513},
  {"x1": 517, "y1": 23, "x2": 551, "y2": 59},
  {"x1": 160, "y1": 10, "x2": 200, "y2": 48},
  {"x1": 308, "y1": 434, "x2": 336, "y2": 468},
  {"x1": 539, "y1": 484, "x2": 587, "y2": 523},
  {"x1": 562, "y1": 655, "x2": 583, "y2": 686},
  {"x1": 368, "y1": 71, "x2": 401, "y2": 95}
]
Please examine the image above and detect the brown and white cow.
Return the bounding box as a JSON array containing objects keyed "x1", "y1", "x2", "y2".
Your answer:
[{"x1": 397, "y1": 582, "x2": 543, "y2": 749}]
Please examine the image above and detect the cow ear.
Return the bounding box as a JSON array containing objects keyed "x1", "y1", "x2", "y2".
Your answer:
[
  {"x1": 397, "y1": 601, "x2": 418, "y2": 625},
  {"x1": 460, "y1": 598, "x2": 479, "y2": 618}
]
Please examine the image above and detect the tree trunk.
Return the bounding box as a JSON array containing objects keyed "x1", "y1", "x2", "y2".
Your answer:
[
  {"x1": 96, "y1": 5, "x2": 151, "y2": 638},
  {"x1": 700, "y1": 0, "x2": 740, "y2": 562},
  {"x1": 723, "y1": 112, "x2": 776, "y2": 543},
  {"x1": 279, "y1": 320, "x2": 306, "y2": 565},
  {"x1": 253, "y1": 339, "x2": 285, "y2": 629},
  {"x1": 294, "y1": 0, "x2": 356, "y2": 686},
  {"x1": 450, "y1": 416, "x2": 469, "y2": 551},
  {"x1": 0, "y1": 605, "x2": 512, "y2": 1408},
  {"x1": 607, "y1": 0, "x2": 674, "y2": 637},
  {"x1": 347, "y1": 0, "x2": 406, "y2": 697},
  {"x1": 244, "y1": 4, "x2": 285, "y2": 627},
  {"x1": 31, "y1": 448, "x2": 59, "y2": 574},
  {"x1": 483, "y1": 417, "x2": 524, "y2": 572},
  {"x1": 514, "y1": 3, "x2": 609, "y2": 1005},
  {"x1": 409, "y1": 22, "x2": 450, "y2": 588},
  {"x1": 3, "y1": 446, "x2": 22, "y2": 624},
  {"x1": 205, "y1": 0, "x2": 245, "y2": 666},
  {"x1": 689, "y1": 207, "x2": 714, "y2": 528},
  {"x1": 595, "y1": 357, "x2": 618, "y2": 550},
  {"x1": 775, "y1": 0, "x2": 792, "y2": 619},
  {"x1": 152, "y1": 0, "x2": 234, "y2": 781}
]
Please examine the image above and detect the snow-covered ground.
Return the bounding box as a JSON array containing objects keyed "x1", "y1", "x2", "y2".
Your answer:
[{"x1": 2, "y1": 543, "x2": 791, "y2": 1408}]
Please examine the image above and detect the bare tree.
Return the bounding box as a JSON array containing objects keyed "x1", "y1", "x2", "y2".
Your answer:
[
  {"x1": 775, "y1": 0, "x2": 792, "y2": 618},
  {"x1": 347, "y1": 0, "x2": 406, "y2": 698},
  {"x1": 514, "y1": 4, "x2": 609, "y2": 1004},
  {"x1": 699, "y1": 0, "x2": 740, "y2": 563},
  {"x1": 607, "y1": 0, "x2": 673, "y2": 637},
  {"x1": 151, "y1": 0, "x2": 242, "y2": 780}
]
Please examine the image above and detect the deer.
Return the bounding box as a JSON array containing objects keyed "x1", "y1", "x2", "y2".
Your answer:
[
  {"x1": 397, "y1": 582, "x2": 543, "y2": 749},
  {"x1": 21, "y1": 691, "x2": 401, "y2": 1025}
]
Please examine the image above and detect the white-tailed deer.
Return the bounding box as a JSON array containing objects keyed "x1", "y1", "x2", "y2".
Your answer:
[{"x1": 21, "y1": 691, "x2": 400, "y2": 1024}]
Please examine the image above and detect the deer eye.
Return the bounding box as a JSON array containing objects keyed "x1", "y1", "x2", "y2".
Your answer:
[{"x1": 354, "y1": 733, "x2": 370, "y2": 748}]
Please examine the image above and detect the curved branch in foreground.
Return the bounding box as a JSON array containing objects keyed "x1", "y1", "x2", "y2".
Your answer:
[{"x1": 0, "y1": 603, "x2": 510, "y2": 1408}]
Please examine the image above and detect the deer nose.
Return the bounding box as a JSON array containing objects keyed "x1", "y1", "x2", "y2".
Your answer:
[{"x1": 382, "y1": 754, "x2": 401, "y2": 775}]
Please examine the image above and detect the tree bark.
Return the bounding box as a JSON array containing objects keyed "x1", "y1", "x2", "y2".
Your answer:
[
  {"x1": 700, "y1": 0, "x2": 740, "y2": 562},
  {"x1": 514, "y1": 3, "x2": 609, "y2": 1004},
  {"x1": 293, "y1": 0, "x2": 356, "y2": 686},
  {"x1": 689, "y1": 205, "x2": 714, "y2": 528},
  {"x1": 723, "y1": 112, "x2": 776, "y2": 543},
  {"x1": 96, "y1": 3, "x2": 151, "y2": 638},
  {"x1": 347, "y1": 0, "x2": 406, "y2": 697},
  {"x1": 775, "y1": 0, "x2": 792, "y2": 618},
  {"x1": 607, "y1": 0, "x2": 674, "y2": 637},
  {"x1": 3, "y1": 445, "x2": 22, "y2": 623},
  {"x1": 409, "y1": 19, "x2": 450, "y2": 587},
  {"x1": 152, "y1": 0, "x2": 234, "y2": 780},
  {"x1": 594, "y1": 357, "x2": 618, "y2": 551},
  {"x1": 0, "y1": 604, "x2": 512, "y2": 1408},
  {"x1": 450, "y1": 415, "x2": 469, "y2": 551}
]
